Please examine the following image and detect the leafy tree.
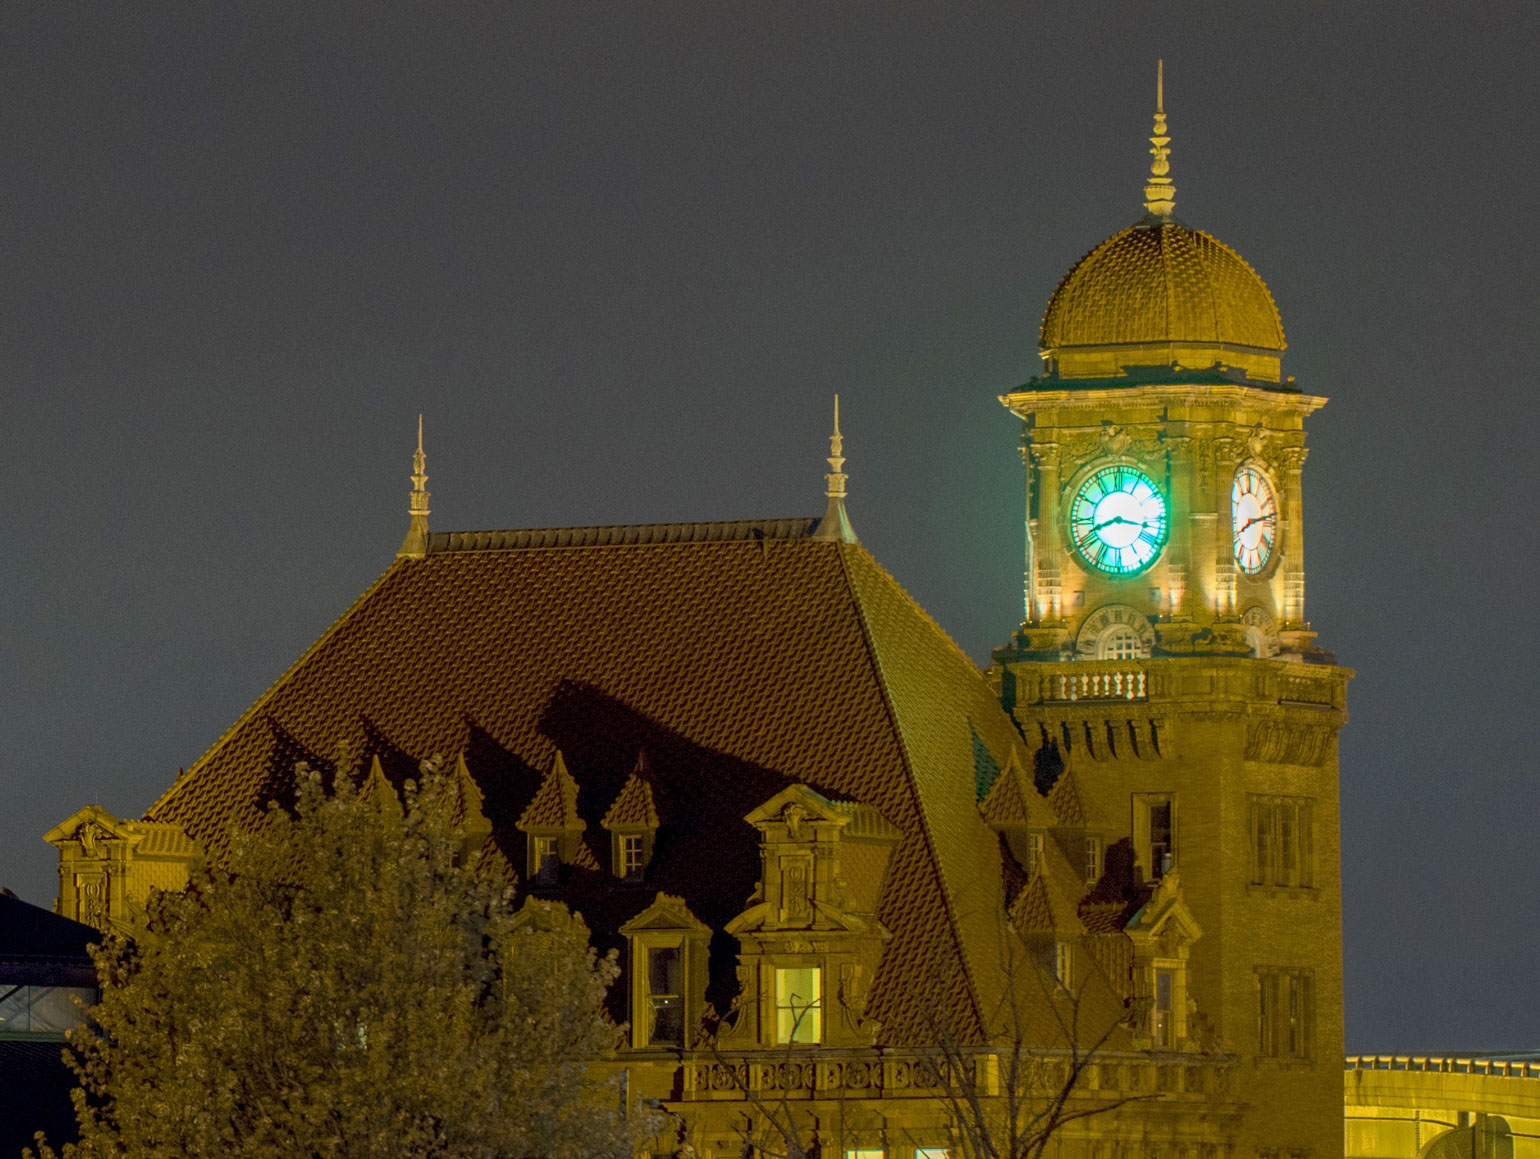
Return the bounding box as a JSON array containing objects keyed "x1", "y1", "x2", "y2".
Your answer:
[{"x1": 31, "y1": 759, "x2": 654, "y2": 1159}]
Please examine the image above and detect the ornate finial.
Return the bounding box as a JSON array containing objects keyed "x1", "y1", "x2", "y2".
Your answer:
[
  {"x1": 813, "y1": 395, "x2": 858, "y2": 544},
  {"x1": 397, "y1": 414, "x2": 431, "y2": 560},
  {"x1": 1143, "y1": 59, "x2": 1176, "y2": 219}
]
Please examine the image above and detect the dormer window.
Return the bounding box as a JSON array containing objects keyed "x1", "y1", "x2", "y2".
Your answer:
[
  {"x1": 532, "y1": 836, "x2": 559, "y2": 885},
  {"x1": 620, "y1": 893, "x2": 710, "y2": 1052},
  {"x1": 646, "y1": 947, "x2": 684, "y2": 1046},
  {"x1": 774, "y1": 966, "x2": 822, "y2": 1044},
  {"x1": 602, "y1": 755, "x2": 660, "y2": 882}
]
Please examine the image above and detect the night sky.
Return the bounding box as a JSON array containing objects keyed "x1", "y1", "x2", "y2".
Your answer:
[{"x1": 3, "y1": 3, "x2": 1536, "y2": 1054}]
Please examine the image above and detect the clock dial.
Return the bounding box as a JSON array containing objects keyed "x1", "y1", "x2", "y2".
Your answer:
[
  {"x1": 1231, "y1": 465, "x2": 1279, "y2": 574},
  {"x1": 1067, "y1": 464, "x2": 1169, "y2": 576}
]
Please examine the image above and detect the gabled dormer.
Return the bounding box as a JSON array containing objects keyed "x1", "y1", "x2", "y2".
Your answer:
[
  {"x1": 601, "y1": 752, "x2": 660, "y2": 881},
  {"x1": 721, "y1": 784, "x2": 895, "y2": 1050},
  {"x1": 1124, "y1": 869, "x2": 1203, "y2": 1051},
  {"x1": 515, "y1": 750, "x2": 598, "y2": 887},
  {"x1": 979, "y1": 751, "x2": 1054, "y2": 875},
  {"x1": 1045, "y1": 766, "x2": 1111, "y2": 886},
  {"x1": 618, "y1": 892, "x2": 709, "y2": 1051},
  {"x1": 44, "y1": 805, "x2": 200, "y2": 934},
  {"x1": 1008, "y1": 837, "x2": 1089, "y2": 990}
]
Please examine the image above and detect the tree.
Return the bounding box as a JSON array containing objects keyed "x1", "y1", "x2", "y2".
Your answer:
[{"x1": 31, "y1": 759, "x2": 657, "y2": 1159}]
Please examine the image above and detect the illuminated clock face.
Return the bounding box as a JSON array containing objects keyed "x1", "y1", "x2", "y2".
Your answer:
[
  {"x1": 1067, "y1": 464, "x2": 1169, "y2": 576},
  {"x1": 1231, "y1": 465, "x2": 1279, "y2": 574}
]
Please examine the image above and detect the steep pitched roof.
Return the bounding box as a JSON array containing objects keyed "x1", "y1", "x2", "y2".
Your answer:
[
  {"x1": 601, "y1": 762, "x2": 659, "y2": 830},
  {"x1": 1007, "y1": 840, "x2": 1088, "y2": 937},
  {"x1": 517, "y1": 751, "x2": 585, "y2": 831},
  {"x1": 1046, "y1": 767, "x2": 1105, "y2": 830},
  {"x1": 979, "y1": 754, "x2": 1053, "y2": 831},
  {"x1": 145, "y1": 518, "x2": 1031, "y2": 1044}
]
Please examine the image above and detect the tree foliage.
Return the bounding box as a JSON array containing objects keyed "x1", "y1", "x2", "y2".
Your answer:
[{"x1": 32, "y1": 761, "x2": 654, "y2": 1159}]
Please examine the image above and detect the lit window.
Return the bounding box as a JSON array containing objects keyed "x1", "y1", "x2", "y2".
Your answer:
[
  {"x1": 916, "y1": 1150, "x2": 952, "y2": 1159},
  {"x1": 774, "y1": 966, "x2": 822, "y2": 1044},
  {"x1": 1085, "y1": 836, "x2": 1103, "y2": 883},
  {"x1": 844, "y1": 1152, "x2": 884, "y2": 1159},
  {"x1": 532, "y1": 836, "x2": 559, "y2": 885},
  {"x1": 1099, "y1": 626, "x2": 1141, "y2": 660},
  {"x1": 1249, "y1": 796, "x2": 1315, "y2": 888},
  {"x1": 646, "y1": 947, "x2": 683, "y2": 1046},
  {"x1": 620, "y1": 834, "x2": 645, "y2": 878},
  {"x1": 1055, "y1": 942, "x2": 1073, "y2": 988},
  {"x1": 1256, "y1": 967, "x2": 1313, "y2": 1061},
  {"x1": 1152, "y1": 969, "x2": 1173, "y2": 1047}
]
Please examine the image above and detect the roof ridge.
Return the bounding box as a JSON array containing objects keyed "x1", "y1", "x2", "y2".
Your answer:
[
  {"x1": 835, "y1": 540, "x2": 988, "y2": 1040},
  {"x1": 427, "y1": 518, "x2": 819, "y2": 554},
  {"x1": 145, "y1": 558, "x2": 406, "y2": 821}
]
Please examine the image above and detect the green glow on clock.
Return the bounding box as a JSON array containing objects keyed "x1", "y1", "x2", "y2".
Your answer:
[{"x1": 1068, "y1": 464, "x2": 1169, "y2": 576}]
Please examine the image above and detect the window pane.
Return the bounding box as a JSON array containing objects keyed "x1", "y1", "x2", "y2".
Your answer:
[
  {"x1": 775, "y1": 967, "x2": 821, "y2": 1044},
  {"x1": 916, "y1": 1150, "x2": 952, "y2": 1159},
  {"x1": 1153, "y1": 970, "x2": 1172, "y2": 1047},
  {"x1": 649, "y1": 947, "x2": 681, "y2": 995},
  {"x1": 1085, "y1": 837, "x2": 1102, "y2": 882},
  {"x1": 649, "y1": 994, "x2": 683, "y2": 1046}
]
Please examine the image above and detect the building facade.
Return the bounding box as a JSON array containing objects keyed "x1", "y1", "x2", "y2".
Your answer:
[{"x1": 47, "y1": 75, "x2": 1348, "y2": 1157}]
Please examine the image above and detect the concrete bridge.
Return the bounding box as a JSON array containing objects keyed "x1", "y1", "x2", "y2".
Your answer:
[{"x1": 1346, "y1": 1055, "x2": 1540, "y2": 1159}]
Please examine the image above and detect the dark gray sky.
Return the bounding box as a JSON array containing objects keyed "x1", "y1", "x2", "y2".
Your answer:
[{"x1": 2, "y1": 2, "x2": 1535, "y2": 1054}]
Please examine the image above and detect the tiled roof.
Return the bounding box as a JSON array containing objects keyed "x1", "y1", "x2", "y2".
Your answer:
[
  {"x1": 146, "y1": 520, "x2": 1031, "y2": 1045},
  {"x1": 1007, "y1": 841, "x2": 1087, "y2": 937},
  {"x1": 517, "y1": 751, "x2": 585, "y2": 831},
  {"x1": 979, "y1": 754, "x2": 1053, "y2": 831},
  {"x1": 601, "y1": 762, "x2": 659, "y2": 830},
  {"x1": 1047, "y1": 767, "x2": 1104, "y2": 830}
]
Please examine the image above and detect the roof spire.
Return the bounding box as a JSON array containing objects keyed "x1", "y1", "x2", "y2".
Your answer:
[
  {"x1": 1142, "y1": 59, "x2": 1176, "y2": 219},
  {"x1": 397, "y1": 414, "x2": 431, "y2": 560},
  {"x1": 813, "y1": 395, "x2": 858, "y2": 544}
]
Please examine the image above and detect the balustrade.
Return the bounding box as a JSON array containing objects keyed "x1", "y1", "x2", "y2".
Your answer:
[{"x1": 1346, "y1": 1055, "x2": 1540, "y2": 1079}]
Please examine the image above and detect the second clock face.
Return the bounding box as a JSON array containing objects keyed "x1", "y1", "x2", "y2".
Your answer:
[
  {"x1": 1232, "y1": 465, "x2": 1279, "y2": 574},
  {"x1": 1068, "y1": 464, "x2": 1169, "y2": 576}
]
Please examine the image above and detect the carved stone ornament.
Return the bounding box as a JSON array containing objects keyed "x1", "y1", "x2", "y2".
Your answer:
[
  {"x1": 1246, "y1": 422, "x2": 1270, "y2": 461},
  {"x1": 780, "y1": 802, "x2": 807, "y2": 839},
  {"x1": 1276, "y1": 445, "x2": 1309, "y2": 472},
  {"x1": 1241, "y1": 606, "x2": 1282, "y2": 658},
  {"x1": 1191, "y1": 438, "x2": 1214, "y2": 491},
  {"x1": 1028, "y1": 441, "x2": 1062, "y2": 471},
  {"x1": 1099, "y1": 423, "x2": 1134, "y2": 457},
  {"x1": 1075, "y1": 604, "x2": 1156, "y2": 658}
]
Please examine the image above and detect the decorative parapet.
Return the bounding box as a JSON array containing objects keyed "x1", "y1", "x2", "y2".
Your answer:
[
  {"x1": 44, "y1": 806, "x2": 201, "y2": 935},
  {"x1": 678, "y1": 1048, "x2": 1238, "y2": 1104}
]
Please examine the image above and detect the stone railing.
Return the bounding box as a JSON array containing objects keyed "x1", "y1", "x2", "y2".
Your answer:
[
  {"x1": 680, "y1": 1050, "x2": 1234, "y2": 1102},
  {"x1": 1346, "y1": 1055, "x2": 1540, "y2": 1079},
  {"x1": 1026, "y1": 664, "x2": 1150, "y2": 704},
  {"x1": 1004, "y1": 658, "x2": 1345, "y2": 712}
]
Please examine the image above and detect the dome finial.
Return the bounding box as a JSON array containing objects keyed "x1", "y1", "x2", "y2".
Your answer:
[
  {"x1": 397, "y1": 414, "x2": 431, "y2": 560},
  {"x1": 813, "y1": 395, "x2": 858, "y2": 544},
  {"x1": 1143, "y1": 59, "x2": 1176, "y2": 218}
]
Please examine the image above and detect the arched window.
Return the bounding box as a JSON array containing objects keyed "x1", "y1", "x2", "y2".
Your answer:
[{"x1": 1098, "y1": 625, "x2": 1142, "y2": 660}]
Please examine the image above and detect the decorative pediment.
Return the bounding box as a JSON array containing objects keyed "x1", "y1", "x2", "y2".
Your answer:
[
  {"x1": 1125, "y1": 870, "x2": 1203, "y2": 948},
  {"x1": 743, "y1": 783, "x2": 849, "y2": 835},
  {"x1": 619, "y1": 892, "x2": 709, "y2": 938},
  {"x1": 44, "y1": 805, "x2": 142, "y2": 852}
]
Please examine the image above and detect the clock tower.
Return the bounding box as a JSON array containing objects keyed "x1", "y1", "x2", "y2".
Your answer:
[{"x1": 990, "y1": 66, "x2": 1351, "y2": 1154}]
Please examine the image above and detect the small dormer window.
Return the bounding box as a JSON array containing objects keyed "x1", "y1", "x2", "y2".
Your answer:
[
  {"x1": 620, "y1": 834, "x2": 645, "y2": 879},
  {"x1": 775, "y1": 966, "x2": 822, "y2": 1044},
  {"x1": 532, "y1": 836, "x2": 559, "y2": 884},
  {"x1": 1085, "y1": 836, "x2": 1103, "y2": 883},
  {"x1": 1027, "y1": 832, "x2": 1044, "y2": 874},
  {"x1": 1055, "y1": 942, "x2": 1074, "y2": 988}
]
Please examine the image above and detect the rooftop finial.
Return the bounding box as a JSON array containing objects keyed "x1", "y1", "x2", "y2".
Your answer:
[
  {"x1": 397, "y1": 414, "x2": 432, "y2": 560},
  {"x1": 1143, "y1": 59, "x2": 1176, "y2": 219},
  {"x1": 813, "y1": 394, "x2": 858, "y2": 544}
]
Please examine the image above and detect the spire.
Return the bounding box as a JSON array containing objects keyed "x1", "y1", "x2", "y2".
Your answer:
[
  {"x1": 397, "y1": 414, "x2": 431, "y2": 560},
  {"x1": 1142, "y1": 59, "x2": 1176, "y2": 219},
  {"x1": 812, "y1": 395, "x2": 858, "y2": 544}
]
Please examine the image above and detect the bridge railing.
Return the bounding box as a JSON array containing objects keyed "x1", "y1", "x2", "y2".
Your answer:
[{"x1": 1346, "y1": 1055, "x2": 1540, "y2": 1079}]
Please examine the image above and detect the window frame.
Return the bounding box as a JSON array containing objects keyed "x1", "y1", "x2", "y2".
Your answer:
[{"x1": 773, "y1": 964, "x2": 823, "y2": 1046}]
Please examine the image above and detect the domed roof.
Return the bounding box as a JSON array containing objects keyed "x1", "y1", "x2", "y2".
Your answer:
[{"x1": 1039, "y1": 220, "x2": 1285, "y2": 355}]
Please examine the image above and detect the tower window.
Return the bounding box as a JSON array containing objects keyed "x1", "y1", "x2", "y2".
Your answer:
[
  {"x1": 774, "y1": 966, "x2": 822, "y2": 1045},
  {"x1": 1248, "y1": 796, "x2": 1315, "y2": 888},
  {"x1": 645, "y1": 946, "x2": 684, "y2": 1046},
  {"x1": 1098, "y1": 625, "x2": 1142, "y2": 660},
  {"x1": 1149, "y1": 800, "x2": 1173, "y2": 877},
  {"x1": 1055, "y1": 942, "x2": 1074, "y2": 988},
  {"x1": 1256, "y1": 967, "x2": 1314, "y2": 1061}
]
